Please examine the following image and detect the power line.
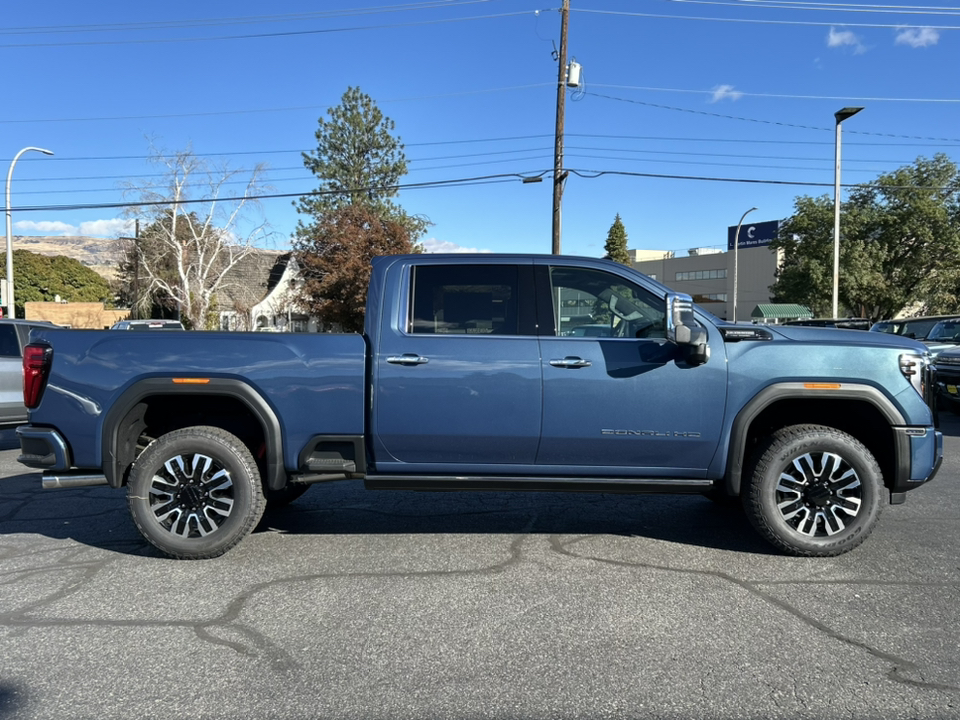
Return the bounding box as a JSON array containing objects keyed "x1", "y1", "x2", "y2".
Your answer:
[
  {"x1": 593, "y1": 83, "x2": 960, "y2": 104},
  {"x1": 573, "y1": 6, "x2": 960, "y2": 29},
  {"x1": 10, "y1": 145, "x2": 923, "y2": 191},
  {"x1": 0, "y1": 84, "x2": 551, "y2": 124},
  {"x1": 0, "y1": 1, "x2": 502, "y2": 35},
  {"x1": 722, "y1": 0, "x2": 960, "y2": 11},
  {"x1": 7, "y1": 130, "x2": 959, "y2": 167},
  {"x1": 585, "y1": 91, "x2": 960, "y2": 142},
  {"x1": 667, "y1": 0, "x2": 960, "y2": 16},
  {"x1": 0, "y1": 10, "x2": 536, "y2": 49},
  {"x1": 12, "y1": 166, "x2": 956, "y2": 214}
]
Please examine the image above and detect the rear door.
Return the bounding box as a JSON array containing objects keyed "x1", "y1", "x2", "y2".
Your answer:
[
  {"x1": 372, "y1": 261, "x2": 543, "y2": 470},
  {"x1": 535, "y1": 262, "x2": 727, "y2": 475}
]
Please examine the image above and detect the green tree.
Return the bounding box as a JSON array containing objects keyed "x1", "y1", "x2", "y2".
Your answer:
[
  {"x1": 294, "y1": 86, "x2": 427, "y2": 238},
  {"x1": 2, "y1": 250, "x2": 113, "y2": 317},
  {"x1": 292, "y1": 88, "x2": 428, "y2": 326},
  {"x1": 603, "y1": 214, "x2": 631, "y2": 265},
  {"x1": 293, "y1": 205, "x2": 417, "y2": 333},
  {"x1": 771, "y1": 154, "x2": 960, "y2": 320}
]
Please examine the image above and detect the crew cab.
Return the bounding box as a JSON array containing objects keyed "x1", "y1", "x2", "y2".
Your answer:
[{"x1": 15, "y1": 254, "x2": 942, "y2": 559}]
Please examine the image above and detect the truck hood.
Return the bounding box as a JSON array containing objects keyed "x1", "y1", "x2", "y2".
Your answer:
[
  {"x1": 921, "y1": 340, "x2": 960, "y2": 357},
  {"x1": 738, "y1": 324, "x2": 928, "y2": 352}
]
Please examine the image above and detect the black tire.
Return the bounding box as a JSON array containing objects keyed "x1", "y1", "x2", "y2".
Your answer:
[
  {"x1": 127, "y1": 426, "x2": 266, "y2": 560},
  {"x1": 743, "y1": 424, "x2": 883, "y2": 557},
  {"x1": 263, "y1": 482, "x2": 310, "y2": 508}
]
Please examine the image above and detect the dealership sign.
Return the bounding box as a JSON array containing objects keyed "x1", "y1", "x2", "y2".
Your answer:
[{"x1": 727, "y1": 219, "x2": 779, "y2": 251}]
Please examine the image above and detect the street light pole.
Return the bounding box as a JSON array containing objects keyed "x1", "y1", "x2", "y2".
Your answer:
[
  {"x1": 6, "y1": 146, "x2": 54, "y2": 319},
  {"x1": 832, "y1": 106, "x2": 863, "y2": 319},
  {"x1": 732, "y1": 206, "x2": 757, "y2": 323}
]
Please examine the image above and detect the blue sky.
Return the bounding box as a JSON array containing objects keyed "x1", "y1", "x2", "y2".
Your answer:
[{"x1": 3, "y1": 0, "x2": 958, "y2": 258}]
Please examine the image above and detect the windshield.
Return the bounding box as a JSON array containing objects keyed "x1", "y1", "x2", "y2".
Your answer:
[
  {"x1": 926, "y1": 320, "x2": 960, "y2": 342},
  {"x1": 870, "y1": 321, "x2": 899, "y2": 334}
]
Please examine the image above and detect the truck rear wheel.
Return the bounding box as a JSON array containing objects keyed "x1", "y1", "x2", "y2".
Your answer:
[
  {"x1": 127, "y1": 426, "x2": 266, "y2": 560},
  {"x1": 743, "y1": 424, "x2": 883, "y2": 557}
]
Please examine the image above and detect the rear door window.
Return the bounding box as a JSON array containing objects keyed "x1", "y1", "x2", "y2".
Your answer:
[
  {"x1": 410, "y1": 265, "x2": 521, "y2": 336},
  {"x1": 0, "y1": 326, "x2": 20, "y2": 358}
]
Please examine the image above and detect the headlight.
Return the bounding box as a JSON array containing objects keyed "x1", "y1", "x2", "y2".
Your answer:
[{"x1": 900, "y1": 352, "x2": 932, "y2": 402}]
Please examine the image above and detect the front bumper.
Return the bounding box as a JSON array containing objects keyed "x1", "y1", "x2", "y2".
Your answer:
[{"x1": 892, "y1": 425, "x2": 943, "y2": 493}]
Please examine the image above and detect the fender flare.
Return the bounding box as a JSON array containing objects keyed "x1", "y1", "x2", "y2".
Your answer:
[
  {"x1": 100, "y1": 377, "x2": 284, "y2": 490},
  {"x1": 724, "y1": 382, "x2": 906, "y2": 496}
]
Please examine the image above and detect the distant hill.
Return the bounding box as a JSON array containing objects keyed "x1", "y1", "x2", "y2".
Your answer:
[{"x1": 12, "y1": 235, "x2": 121, "y2": 280}]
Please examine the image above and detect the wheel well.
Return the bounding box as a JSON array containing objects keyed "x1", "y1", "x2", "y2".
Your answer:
[
  {"x1": 115, "y1": 395, "x2": 267, "y2": 486},
  {"x1": 740, "y1": 398, "x2": 895, "y2": 490}
]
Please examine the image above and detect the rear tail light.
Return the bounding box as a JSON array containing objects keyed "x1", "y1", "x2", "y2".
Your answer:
[{"x1": 23, "y1": 343, "x2": 53, "y2": 409}]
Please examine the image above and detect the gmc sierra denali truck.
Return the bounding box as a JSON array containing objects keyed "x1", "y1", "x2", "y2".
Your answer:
[{"x1": 16, "y1": 254, "x2": 943, "y2": 559}]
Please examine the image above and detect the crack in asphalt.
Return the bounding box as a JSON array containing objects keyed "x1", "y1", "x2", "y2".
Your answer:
[
  {"x1": 1, "y1": 485, "x2": 957, "y2": 698},
  {"x1": 548, "y1": 534, "x2": 960, "y2": 695},
  {"x1": 0, "y1": 520, "x2": 537, "y2": 674}
]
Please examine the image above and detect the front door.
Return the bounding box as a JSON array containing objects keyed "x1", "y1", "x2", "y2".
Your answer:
[{"x1": 536, "y1": 264, "x2": 727, "y2": 475}]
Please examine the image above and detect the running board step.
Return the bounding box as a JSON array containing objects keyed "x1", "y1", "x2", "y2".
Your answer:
[
  {"x1": 363, "y1": 475, "x2": 713, "y2": 494},
  {"x1": 303, "y1": 457, "x2": 356, "y2": 473}
]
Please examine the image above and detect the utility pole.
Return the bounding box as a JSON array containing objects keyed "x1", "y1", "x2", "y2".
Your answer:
[{"x1": 552, "y1": 0, "x2": 570, "y2": 255}]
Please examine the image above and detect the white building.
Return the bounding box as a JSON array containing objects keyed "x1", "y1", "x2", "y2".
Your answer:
[{"x1": 216, "y1": 251, "x2": 324, "y2": 332}]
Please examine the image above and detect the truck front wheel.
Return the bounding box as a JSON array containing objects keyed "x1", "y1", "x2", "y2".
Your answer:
[
  {"x1": 127, "y1": 426, "x2": 266, "y2": 560},
  {"x1": 743, "y1": 424, "x2": 883, "y2": 556}
]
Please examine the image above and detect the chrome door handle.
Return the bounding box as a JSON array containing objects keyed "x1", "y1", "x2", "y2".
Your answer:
[
  {"x1": 549, "y1": 356, "x2": 592, "y2": 368},
  {"x1": 386, "y1": 354, "x2": 430, "y2": 365}
]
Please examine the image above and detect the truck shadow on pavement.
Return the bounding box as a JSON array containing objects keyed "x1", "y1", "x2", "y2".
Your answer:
[
  {"x1": 1, "y1": 467, "x2": 775, "y2": 557},
  {"x1": 9, "y1": 415, "x2": 953, "y2": 560}
]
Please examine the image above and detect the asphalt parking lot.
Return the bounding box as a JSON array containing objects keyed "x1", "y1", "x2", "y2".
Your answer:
[{"x1": 1, "y1": 419, "x2": 958, "y2": 720}]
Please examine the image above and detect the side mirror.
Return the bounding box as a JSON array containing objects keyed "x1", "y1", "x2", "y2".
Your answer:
[{"x1": 666, "y1": 293, "x2": 709, "y2": 366}]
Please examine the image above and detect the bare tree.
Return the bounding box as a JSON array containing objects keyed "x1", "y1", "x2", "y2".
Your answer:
[{"x1": 119, "y1": 144, "x2": 273, "y2": 329}]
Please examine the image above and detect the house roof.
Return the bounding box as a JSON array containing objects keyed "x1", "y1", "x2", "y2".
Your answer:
[
  {"x1": 751, "y1": 303, "x2": 814, "y2": 320},
  {"x1": 217, "y1": 250, "x2": 291, "y2": 312}
]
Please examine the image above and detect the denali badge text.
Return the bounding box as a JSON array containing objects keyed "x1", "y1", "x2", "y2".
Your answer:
[{"x1": 601, "y1": 429, "x2": 701, "y2": 438}]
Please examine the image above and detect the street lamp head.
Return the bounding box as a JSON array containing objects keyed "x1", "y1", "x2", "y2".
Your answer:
[
  {"x1": 835, "y1": 107, "x2": 864, "y2": 124},
  {"x1": 37, "y1": 149, "x2": 54, "y2": 156}
]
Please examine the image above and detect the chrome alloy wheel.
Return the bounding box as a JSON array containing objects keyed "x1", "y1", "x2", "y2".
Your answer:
[
  {"x1": 776, "y1": 451, "x2": 862, "y2": 537},
  {"x1": 148, "y1": 453, "x2": 235, "y2": 538}
]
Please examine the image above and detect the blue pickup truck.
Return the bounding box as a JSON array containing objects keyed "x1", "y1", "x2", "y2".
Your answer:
[{"x1": 16, "y1": 254, "x2": 943, "y2": 559}]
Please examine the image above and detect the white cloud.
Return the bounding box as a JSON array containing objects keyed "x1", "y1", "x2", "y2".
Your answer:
[
  {"x1": 828, "y1": 27, "x2": 866, "y2": 54},
  {"x1": 709, "y1": 85, "x2": 743, "y2": 103},
  {"x1": 421, "y1": 238, "x2": 491, "y2": 254},
  {"x1": 13, "y1": 218, "x2": 134, "y2": 237},
  {"x1": 78, "y1": 219, "x2": 135, "y2": 237},
  {"x1": 13, "y1": 220, "x2": 77, "y2": 235},
  {"x1": 896, "y1": 27, "x2": 939, "y2": 48}
]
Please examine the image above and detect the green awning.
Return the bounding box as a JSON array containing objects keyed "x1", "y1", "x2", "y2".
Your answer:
[{"x1": 751, "y1": 303, "x2": 814, "y2": 320}]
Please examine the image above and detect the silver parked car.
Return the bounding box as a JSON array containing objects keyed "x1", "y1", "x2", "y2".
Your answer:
[{"x1": 0, "y1": 319, "x2": 64, "y2": 427}]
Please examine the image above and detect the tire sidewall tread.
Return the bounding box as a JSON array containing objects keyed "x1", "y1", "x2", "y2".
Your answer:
[
  {"x1": 743, "y1": 424, "x2": 883, "y2": 557},
  {"x1": 127, "y1": 426, "x2": 266, "y2": 560}
]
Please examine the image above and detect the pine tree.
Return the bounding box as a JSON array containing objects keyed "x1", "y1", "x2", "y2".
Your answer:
[
  {"x1": 604, "y1": 214, "x2": 631, "y2": 265},
  {"x1": 292, "y1": 87, "x2": 428, "y2": 328}
]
